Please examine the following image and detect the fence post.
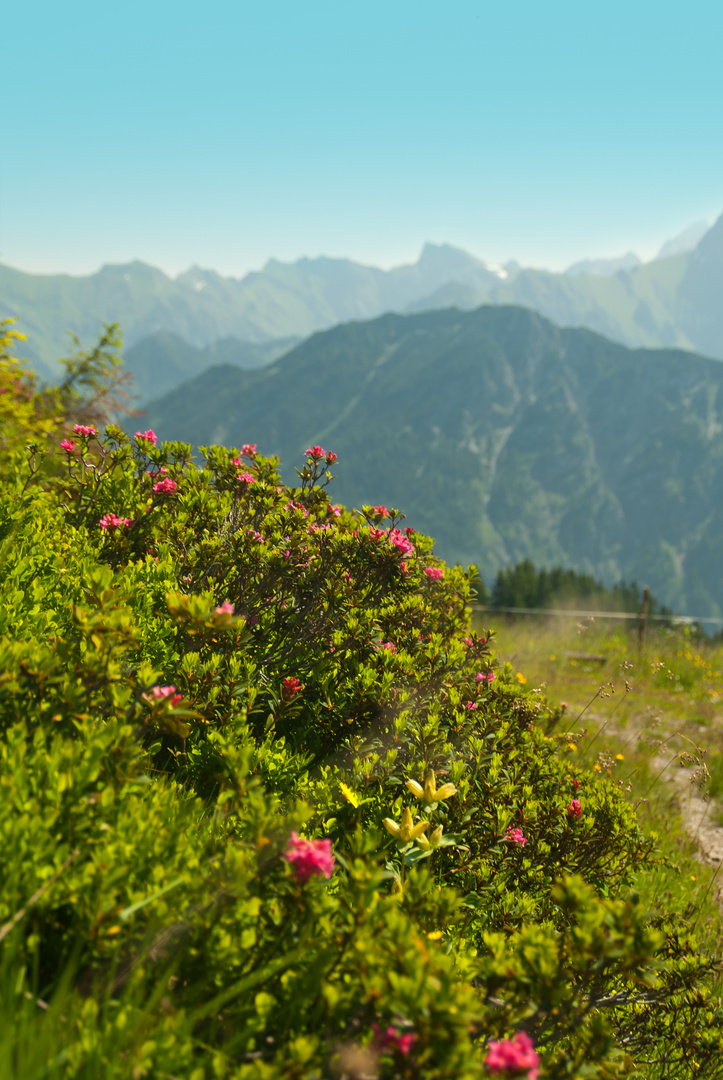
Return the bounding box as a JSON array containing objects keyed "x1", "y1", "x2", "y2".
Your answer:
[{"x1": 638, "y1": 586, "x2": 650, "y2": 651}]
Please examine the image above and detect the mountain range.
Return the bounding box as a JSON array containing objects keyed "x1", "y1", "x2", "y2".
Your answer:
[
  {"x1": 141, "y1": 305, "x2": 723, "y2": 617},
  {"x1": 3, "y1": 217, "x2": 722, "y2": 388}
]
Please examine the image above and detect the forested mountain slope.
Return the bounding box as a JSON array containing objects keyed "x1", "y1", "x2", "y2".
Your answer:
[{"x1": 144, "y1": 304, "x2": 723, "y2": 615}]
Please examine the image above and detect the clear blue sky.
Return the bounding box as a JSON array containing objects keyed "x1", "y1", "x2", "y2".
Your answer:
[{"x1": 3, "y1": 0, "x2": 722, "y2": 278}]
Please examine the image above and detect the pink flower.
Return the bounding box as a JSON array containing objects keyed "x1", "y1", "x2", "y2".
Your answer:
[
  {"x1": 424, "y1": 567, "x2": 444, "y2": 581},
  {"x1": 505, "y1": 827, "x2": 528, "y2": 846},
  {"x1": 476, "y1": 671, "x2": 496, "y2": 684},
  {"x1": 215, "y1": 601, "x2": 234, "y2": 615},
  {"x1": 283, "y1": 831, "x2": 335, "y2": 883},
  {"x1": 390, "y1": 529, "x2": 414, "y2": 556},
  {"x1": 372, "y1": 1024, "x2": 416, "y2": 1057},
  {"x1": 134, "y1": 429, "x2": 157, "y2": 446},
  {"x1": 151, "y1": 684, "x2": 183, "y2": 707},
  {"x1": 464, "y1": 637, "x2": 474, "y2": 648},
  {"x1": 241, "y1": 443, "x2": 257, "y2": 456},
  {"x1": 567, "y1": 799, "x2": 582, "y2": 820},
  {"x1": 572, "y1": 778, "x2": 580, "y2": 791},
  {"x1": 484, "y1": 1032, "x2": 540, "y2": 1079},
  {"x1": 328, "y1": 504, "x2": 342, "y2": 517},
  {"x1": 282, "y1": 676, "x2": 303, "y2": 701},
  {"x1": 99, "y1": 513, "x2": 131, "y2": 529},
  {"x1": 305, "y1": 445, "x2": 326, "y2": 459},
  {"x1": 404, "y1": 526, "x2": 414, "y2": 537},
  {"x1": 325, "y1": 451, "x2": 337, "y2": 464},
  {"x1": 60, "y1": 438, "x2": 75, "y2": 453},
  {"x1": 465, "y1": 701, "x2": 477, "y2": 710},
  {"x1": 371, "y1": 505, "x2": 390, "y2": 518},
  {"x1": 381, "y1": 642, "x2": 396, "y2": 653},
  {"x1": 73, "y1": 424, "x2": 96, "y2": 437},
  {"x1": 369, "y1": 527, "x2": 385, "y2": 541},
  {"x1": 153, "y1": 478, "x2": 177, "y2": 495},
  {"x1": 237, "y1": 472, "x2": 255, "y2": 484}
]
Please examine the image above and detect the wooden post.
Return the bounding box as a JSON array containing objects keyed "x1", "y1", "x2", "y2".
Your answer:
[{"x1": 638, "y1": 586, "x2": 650, "y2": 651}]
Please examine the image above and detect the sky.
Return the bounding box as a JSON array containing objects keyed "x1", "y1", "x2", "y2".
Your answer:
[{"x1": 3, "y1": 0, "x2": 723, "y2": 279}]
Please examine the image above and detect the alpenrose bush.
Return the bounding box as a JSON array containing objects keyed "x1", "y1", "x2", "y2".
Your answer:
[{"x1": 0, "y1": 322, "x2": 722, "y2": 1079}]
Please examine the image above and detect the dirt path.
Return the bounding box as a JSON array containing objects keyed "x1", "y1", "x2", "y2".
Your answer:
[{"x1": 583, "y1": 709, "x2": 723, "y2": 906}]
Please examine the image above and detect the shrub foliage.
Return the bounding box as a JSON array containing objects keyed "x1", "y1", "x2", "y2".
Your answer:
[{"x1": 0, "y1": 320, "x2": 721, "y2": 1079}]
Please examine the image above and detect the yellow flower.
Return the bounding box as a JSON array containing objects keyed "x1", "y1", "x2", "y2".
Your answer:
[
  {"x1": 615, "y1": 753, "x2": 625, "y2": 761},
  {"x1": 516, "y1": 672, "x2": 527, "y2": 685},
  {"x1": 416, "y1": 824, "x2": 444, "y2": 850},
  {"x1": 339, "y1": 782, "x2": 359, "y2": 807},
  {"x1": 427, "y1": 930, "x2": 443, "y2": 940},
  {"x1": 406, "y1": 771, "x2": 457, "y2": 803},
  {"x1": 382, "y1": 806, "x2": 430, "y2": 842}
]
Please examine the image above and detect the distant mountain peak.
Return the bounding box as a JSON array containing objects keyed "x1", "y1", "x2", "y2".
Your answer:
[{"x1": 656, "y1": 220, "x2": 710, "y2": 260}]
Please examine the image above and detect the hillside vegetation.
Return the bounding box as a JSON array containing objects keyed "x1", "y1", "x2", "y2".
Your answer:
[
  {"x1": 144, "y1": 304, "x2": 723, "y2": 618},
  {"x1": 2, "y1": 320, "x2": 722, "y2": 1078}
]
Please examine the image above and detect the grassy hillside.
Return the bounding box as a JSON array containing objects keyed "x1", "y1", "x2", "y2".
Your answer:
[{"x1": 142, "y1": 304, "x2": 723, "y2": 617}]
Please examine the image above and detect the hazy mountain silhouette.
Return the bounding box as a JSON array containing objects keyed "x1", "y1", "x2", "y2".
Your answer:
[{"x1": 3, "y1": 217, "x2": 722, "y2": 386}]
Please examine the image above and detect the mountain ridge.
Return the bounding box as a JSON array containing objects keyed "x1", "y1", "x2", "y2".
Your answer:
[
  {"x1": 4, "y1": 217, "x2": 722, "y2": 377},
  {"x1": 140, "y1": 304, "x2": 723, "y2": 616}
]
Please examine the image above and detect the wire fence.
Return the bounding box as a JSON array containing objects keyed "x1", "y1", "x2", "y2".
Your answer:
[{"x1": 469, "y1": 605, "x2": 723, "y2": 626}]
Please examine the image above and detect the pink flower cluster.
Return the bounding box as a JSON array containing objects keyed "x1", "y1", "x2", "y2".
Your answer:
[
  {"x1": 328, "y1": 504, "x2": 342, "y2": 517},
  {"x1": 153, "y1": 478, "x2": 177, "y2": 495},
  {"x1": 237, "y1": 472, "x2": 255, "y2": 484},
  {"x1": 282, "y1": 676, "x2": 303, "y2": 701},
  {"x1": 476, "y1": 671, "x2": 496, "y2": 684},
  {"x1": 371, "y1": 505, "x2": 390, "y2": 518},
  {"x1": 484, "y1": 1032, "x2": 540, "y2": 1079},
  {"x1": 151, "y1": 684, "x2": 183, "y2": 707},
  {"x1": 390, "y1": 528, "x2": 414, "y2": 556},
  {"x1": 73, "y1": 424, "x2": 96, "y2": 437},
  {"x1": 282, "y1": 831, "x2": 335, "y2": 884},
  {"x1": 214, "y1": 601, "x2": 234, "y2": 615},
  {"x1": 381, "y1": 642, "x2": 396, "y2": 653},
  {"x1": 305, "y1": 445, "x2": 337, "y2": 464},
  {"x1": 568, "y1": 799, "x2": 582, "y2": 820},
  {"x1": 424, "y1": 566, "x2": 444, "y2": 581},
  {"x1": 505, "y1": 827, "x2": 528, "y2": 846},
  {"x1": 134, "y1": 429, "x2": 158, "y2": 446},
  {"x1": 372, "y1": 1023, "x2": 416, "y2": 1056},
  {"x1": 99, "y1": 513, "x2": 131, "y2": 529},
  {"x1": 60, "y1": 438, "x2": 75, "y2": 453},
  {"x1": 241, "y1": 443, "x2": 257, "y2": 456}
]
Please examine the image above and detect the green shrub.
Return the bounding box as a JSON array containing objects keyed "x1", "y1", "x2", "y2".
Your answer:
[{"x1": 0, "y1": 324, "x2": 721, "y2": 1079}]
